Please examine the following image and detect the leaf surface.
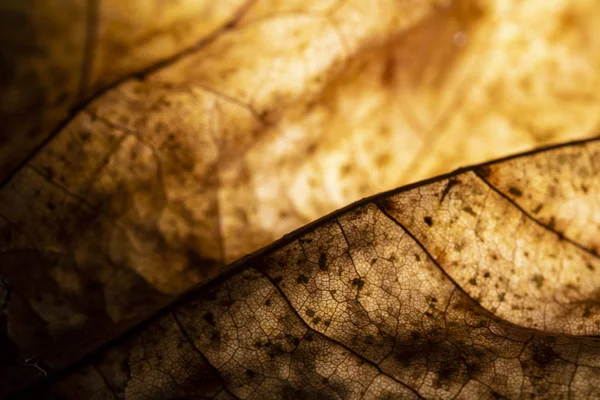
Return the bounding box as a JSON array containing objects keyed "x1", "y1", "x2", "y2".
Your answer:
[
  {"x1": 0, "y1": 0, "x2": 252, "y2": 182},
  {"x1": 14, "y1": 138, "x2": 600, "y2": 399},
  {"x1": 2, "y1": 0, "x2": 600, "y2": 397}
]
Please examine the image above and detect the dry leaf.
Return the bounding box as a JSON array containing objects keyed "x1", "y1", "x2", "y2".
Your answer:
[
  {"x1": 1, "y1": 0, "x2": 600, "y2": 397},
  {"x1": 0, "y1": 0, "x2": 252, "y2": 181},
  {"x1": 14, "y1": 138, "x2": 600, "y2": 399}
]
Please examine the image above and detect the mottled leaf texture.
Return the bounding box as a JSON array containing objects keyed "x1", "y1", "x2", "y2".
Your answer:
[
  {"x1": 3, "y1": 2, "x2": 600, "y2": 395},
  {"x1": 0, "y1": 0, "x2": 254, "y2": 182},
  {"x1": 2, "y1": 1, "x2": 600, "y2": 399},
  {"x1": 7, "y1": 138, "x2": 599, "y2": 399}
]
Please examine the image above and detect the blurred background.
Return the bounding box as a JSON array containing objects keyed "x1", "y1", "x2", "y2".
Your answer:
[{"x1": 1, "y1": 0, "x2": 600, "y2": 395}]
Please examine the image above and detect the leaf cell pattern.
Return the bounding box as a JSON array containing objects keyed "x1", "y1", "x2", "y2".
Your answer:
[{"x1": 12, "y1": 139, "x2": 600, "y2": 399}]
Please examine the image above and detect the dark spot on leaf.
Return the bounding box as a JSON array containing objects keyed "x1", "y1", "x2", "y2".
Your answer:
[
  {"x1": 273, "y1": 276, "x2": 283, "y2": 285},
  {"x1": 490, "y1": 390, "x2": 508, "y2": 400},
  {"x1": 318, "y1": 253, "x2": 327, "y2": 271},
  {"x1": 469, "y1": 278, "x2": 477, "y2": 286},
  {"x1": 532, "y1": 274, "x2": 544, "y2": 289},
  {"x1": 533, "y1": 204, "x2": 543, "y2": 214},
  {"x1": 79, "y1": 131, "x2": 91, "y2": 143},
  {"x1": 351, "y1": 278, "x2": 365, "y2": 290},
  {"x1": 305, "y1": 309, "x2": 315, "y2": 318},
  {"x1": 483, "y1": 272, "x2": 491, "y2": 278},
  {"x1": 415, "y1": 254, "x2": 421, "y2": 262},
  {"x1": 312, "y1": 317, "x2": 320, "y2": 325},
  {"x1": 265, "y1": 299, "x2": 271, "y2": 307},
  {"x1": 340, "y1": 164, "x2": 353, "y2": 176},
  {"x1": 285, "y1": 334, "x2": 301, "y2": 347},
  {"x1": 508, "y1": 186, "x2": 522, "y2": 197},
  {"x1": 498, "y1": 293, "x2": 505, "y2": 302},
  {"x1": 296, "y1": 274, "x2": 309, "y2": 284},
  {"x1": 587, "y1": 263, "x2": 595, "y2": 271},
  {"x1": 203, "y1": 312, "x2": 216, "y2": 326},
  {"x1": 462, "y1": 206, "x2": 477, "y2": 217},
  {"x1": 531, "y1": 343, "x2": 558, "y2": 368},
  {"x1": 424, "y1": 216, "x2": 433, "y2": 227},
  {"x1": 245, "y1": 369, "x2": 255, "y2": 378},
  {"x1": 581, "y1": 184, "x2": 589, "y2": 193}
]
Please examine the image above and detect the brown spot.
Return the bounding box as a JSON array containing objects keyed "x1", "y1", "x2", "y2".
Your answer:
[
  {"x1": 462, "y1": 206, "x2": 477, "y2": 217},
  {"x1": 79, "y1": 131, "x2": 91, "y2": 142},
  {"x1": 296, "y1": 274, "x2": 309, "y2": 284},
  {"x1": 381, "y1": 56, "x2": 396, "y2": 86},
  {"x1": 340, "y1": 163, "x2": 353, "y2": 176},
  {"x1": 376, "y1": 152, "x2": 391, "y2": 167},
  {"x1": 532, "y1": 274, "x2": 544, "y2": 289},
  {"x1": 203, "y1": 312, "x2": 216, "y2": 326},
  {"x1": 508, "y1": 187, "x2": 522, "y2": 197},
  {"x1": 533, "y1": 204, "x2": 543, "y2": 214},
  {"x1": 469, "y1": 278, "x2": 477, "y2": 286},
  {"x1": 531, "y1": 343, "x2": 558, "y2": 368},
  {"x1": 581, "y1": 184, "x2": 589, "y2": 193},
  {"x1": 305, "y1": 309, "x2": 315, "y2": 317},
  {"x1": 424, "y1": 216, "x2": 433, "y2": 227},
  {"x1": 351, "y1": 278, "x2": 365, "y2": 290},
  {"x1": 318, "y1": 253, "x2": 327, "y2": 271}
]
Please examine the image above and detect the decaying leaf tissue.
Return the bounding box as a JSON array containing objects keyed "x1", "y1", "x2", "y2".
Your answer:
[{"x1": 1, "y1": 0, "x2": 599, "y2": 399}]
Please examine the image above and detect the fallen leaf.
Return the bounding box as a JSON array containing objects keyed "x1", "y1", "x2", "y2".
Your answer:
[
  {"x1": 14, "y1": 138, "x2": 600, "y2": 399},
  {"x1": 2, "y1": 0, "x2": 600, "y2": 397},
  {"x1": 0, "y1": 0, "x2": 253, "y2": 181}
]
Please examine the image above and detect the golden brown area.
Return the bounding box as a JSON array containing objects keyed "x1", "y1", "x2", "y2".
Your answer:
[{"x1": 1, "y1": 0, "x2": 600, "y2": 397}]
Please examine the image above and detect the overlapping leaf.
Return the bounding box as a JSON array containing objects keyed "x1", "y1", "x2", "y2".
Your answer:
[{"x1": 15, "y1": 138, "x2": 600, "y2": 399}]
